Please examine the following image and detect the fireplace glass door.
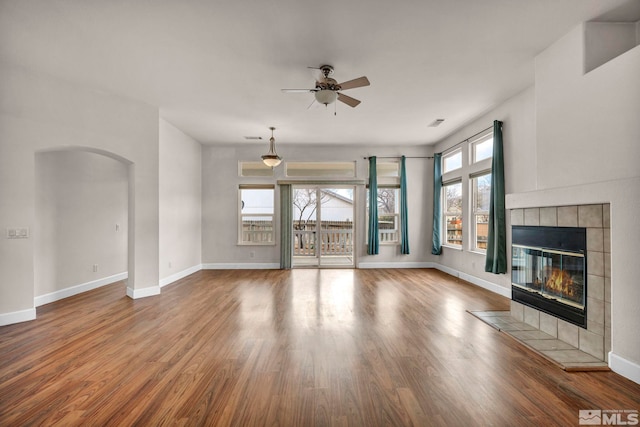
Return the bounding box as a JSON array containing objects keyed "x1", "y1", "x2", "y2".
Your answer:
[{"x1": 512, "y1": 245, "x2": 585, "y2": 309}]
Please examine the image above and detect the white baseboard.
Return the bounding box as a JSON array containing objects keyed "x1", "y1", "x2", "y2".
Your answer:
[
  {"x1": 356, "y1": 261, "x2": 511, "y2": 299},
  {"x1": 609, "y1": 352, "x2": 640, "y2": 385},
  {"x1": 358, "y1": 262, "x2": 433, "y2": 269},
  {"x1": 459, "y1": 271, "x2": 511, "y2": 298},
  {"x1": 202, "y1": 263, "x2": 280, "y2": 270},
  {"x1": 160, "y1": 264, "x2": 202, "y2": 288},
  {"x1": 431, "y1": 263, "x2": 512, "y2": 298},
  {"x1": 0, "y1": 308, "x2": 37, "y2": 326},
  {"x1": 34, "y1": 272, "x2": 128, "y2": 307},
  {"x1": 126, "y1": 285, "x2": 161, "y2": 299}
]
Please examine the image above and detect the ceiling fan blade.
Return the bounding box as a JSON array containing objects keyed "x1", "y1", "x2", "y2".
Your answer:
[
  {"x1": 337, "y1": 92, "x2": 361, "y2": 108},
  {"x1": 281, "y1": 89, "x2": 316, "y2": 93},
  {"x1": 307, "y1": 99, "x2": 317, "y2": 110},
  {"x1": 337, "y1": 76, "x2": 370, "y2": 91}
]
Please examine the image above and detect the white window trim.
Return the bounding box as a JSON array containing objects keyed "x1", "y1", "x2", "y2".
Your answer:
[
  {"x1": 285, "y1": 161, "x2": 356, "y2": 178},
  {"x1": 238, "y1": 185, "x2": 276, "y2": 246},
  {"x1": 442, "y1": 179, "x2": 463, "y2": 249},
  {"x1": 378, "y1": 186, "x2": 400, "y2": 245},
  {"x1": 469, "y1": 129, "x2": 494, "y2": 164},
  {"x1": 365, "y1": 185, "x2": 401, "y2": 246},
  {"x1": 470, "y1": 171, "x2": 491, "y2": 254},
  {"x1": 439, "y1": 128, "x2": 494, "y2": 253},
  {"x1": 238, "y1": 161, "x2": 274, "y2": 177},
  {"x1": 442, "y1": 147, "x2": 463, "y2": 174}
]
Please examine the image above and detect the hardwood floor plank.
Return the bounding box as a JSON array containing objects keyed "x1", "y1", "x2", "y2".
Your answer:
[{"x1": 1, "y1": 268, "x2": 639, "y2": 426}]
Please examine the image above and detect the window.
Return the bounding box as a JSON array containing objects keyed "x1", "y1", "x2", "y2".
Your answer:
[
  {"x1": 439, "y1": 127, "x2": 494, "y2": 252},
  {"x1": 470, "y1": 131, "x2": 493, "y2": 164},
  {"x1": 443, "y1": 181, "x2": 462, "y2": 247},
  {"x1": 367, "y1": 161, "x2": 400, "y2": 244},
  {"x1": 238, "y1": 185, "x2": 275, "y2": 245},
  {"x1": 443, "y1": 149, "x2": 462, "y2": 173},
  {"x1": 286, "y1": 161, "x2": 355, "y2": 177},
  {"x1": 239, "y1": 161, "x2": 274, "y2": 177},
  {"x1": 472, "y1": 173, "x2": 491, "y2": 251},
  {"x1": 377, "y1": 188, "x2": 400, "y2": 243}
]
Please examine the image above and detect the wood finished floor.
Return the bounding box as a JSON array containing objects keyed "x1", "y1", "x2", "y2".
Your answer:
[{"x1": 1, "y1": 269, "x2": 639, "y2": 426}]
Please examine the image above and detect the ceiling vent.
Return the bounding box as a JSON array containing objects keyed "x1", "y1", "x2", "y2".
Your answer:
[{"x1": 428, "y1": 119, "x2": 445, "y2": 127}]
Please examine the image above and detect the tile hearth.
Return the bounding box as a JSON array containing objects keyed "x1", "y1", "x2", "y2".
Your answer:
[{"x1": 469, "y1": 311, "x2": 609, "y2": 371}]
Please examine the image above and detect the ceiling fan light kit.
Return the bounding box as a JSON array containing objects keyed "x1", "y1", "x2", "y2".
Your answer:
[
  {"x1": 282, "y1": 64, "x2": 370, "y2": 109},
  {"x1": 263, "y1": 65, "x2": 370, "y2": 165},
  {"x1": 261, "y1": 127, "x2": 282, "y2": 167},
  {"x1": 315, "y1": 89, "x2": 338, "y2": 105}
]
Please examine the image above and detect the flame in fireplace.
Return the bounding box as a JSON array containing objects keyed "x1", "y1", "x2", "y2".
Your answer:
[{"x1": 545, "y1": 268, "x2": 576, "y2": 297}]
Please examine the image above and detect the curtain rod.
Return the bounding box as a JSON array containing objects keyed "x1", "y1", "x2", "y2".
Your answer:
[
  {"x1": 363, "y1": 123, "x2": 496, "y2": 160},
  {"x1": 362, "y1": 156, "x2": 433, "y2": 160},
  {"x1": 442, "y1": 124, "x2": 495, "y2": 153}
]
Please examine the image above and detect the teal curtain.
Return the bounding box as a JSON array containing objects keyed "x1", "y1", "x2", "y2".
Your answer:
[
  {"x1": 400, "y1": 156, "x2": 410, "y2": 254},
  {"x1": 431, "y1": 153, "x2": 442, "y2": 255},
  {"x1": 279, "y1": 184, "x2": 293, "y2": 269},
  {"x1": 485, "y1": 120, "x2": 507, "y2": 274},
  {"x1": 367, "y1": 156, "x2": 379, "y2": 255}
]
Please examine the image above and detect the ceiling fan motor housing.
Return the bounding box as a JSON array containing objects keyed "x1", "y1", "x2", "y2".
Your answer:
[{"x1": 282, "y1": 64, "x2": 368, "y2": 108}]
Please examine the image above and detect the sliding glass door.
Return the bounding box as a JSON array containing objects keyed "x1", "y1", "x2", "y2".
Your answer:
[{"x1": 292, "y1": 186, "x2": 355, "y2": 268}]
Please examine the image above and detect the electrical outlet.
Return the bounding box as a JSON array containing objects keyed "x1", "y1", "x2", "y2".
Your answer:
[
  {"x1": 249, "y1": 251, "x2": 255, "y2": 259},
  {"x1": 93, "y1": 264, "x2": 98, "y2": 272},
  {"x1": 6, "y1": 228, "x2": 29, "y2": 239},
  {"x1": 115, "y1": 223, "x2": 120, "y2": 232},
  {"x1": 168, "y1": 261, "x2": 172, "y2": 269}
]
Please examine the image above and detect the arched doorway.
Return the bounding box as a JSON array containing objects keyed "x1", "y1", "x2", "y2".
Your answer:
[{"x1": 34, "y1": 147, "x2": 133, "y2": 304}]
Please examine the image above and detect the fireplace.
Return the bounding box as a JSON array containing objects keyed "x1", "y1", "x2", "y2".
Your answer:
[{"x1": 511, "y1": 226, "x2": 587, "y2": 328}]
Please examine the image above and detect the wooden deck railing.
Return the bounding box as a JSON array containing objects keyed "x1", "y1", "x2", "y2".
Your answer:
[
  {"x1": 293, "y1": 229, "x2": 354, "y2": 256},
  {"x1": 241, "y1": 217, "x2": 274, "y2": 243}
]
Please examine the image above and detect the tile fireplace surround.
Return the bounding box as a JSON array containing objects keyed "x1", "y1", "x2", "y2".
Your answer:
[{"x1": 510, "y1": 204, "x2": 611, "y2": 362}]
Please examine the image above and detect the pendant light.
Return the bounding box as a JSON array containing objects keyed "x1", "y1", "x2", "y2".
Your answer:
[{"x1": 261, "y1": 127, "x2": 282, "y2": 167}]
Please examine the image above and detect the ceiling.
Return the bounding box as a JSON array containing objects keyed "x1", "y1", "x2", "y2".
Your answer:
[{"x1": 0, "y1": 0, "x2": 633, "y2": 146}]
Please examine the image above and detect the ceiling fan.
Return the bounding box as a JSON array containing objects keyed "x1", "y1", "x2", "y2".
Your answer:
[{"x1": 282, "y1": 65, "x2": 370, "y2": 108}]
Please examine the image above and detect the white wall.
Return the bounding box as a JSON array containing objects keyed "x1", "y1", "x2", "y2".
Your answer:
[
  {"x1": 0, "y1": 60, "x2": 160, "y2": 324},
  {"x1": 533, "y1": 24, "x2": 640, "y2": 381},
  {"x1": 433, "y1": 86, "x2": 537, "y2": 292},
  {"x1": 159, "y1": 119, "x2": 202, "y2": 283},
  {"x1": 34, "y1": 151, "x2": 128, "y2": 298},
  {"x1": 202, "y1": 144, "x2": 434, "y2": 268},
  {"x1": 536, "y1": 24, "x2": 640, "y2": 189},
  {"x1": 434, "y1": 24, "x2": 640, "y2": 382}
]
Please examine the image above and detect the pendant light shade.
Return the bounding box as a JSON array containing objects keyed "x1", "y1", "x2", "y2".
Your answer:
[{"x1": 261, "y1": 127, "x2": 282, "y2": 167}]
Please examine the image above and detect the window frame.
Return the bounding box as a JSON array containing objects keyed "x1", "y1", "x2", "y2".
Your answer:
[
  {"x1": 471, "y1": 171, "x2": 492, "y2": 253},
  {"x1": 442, "y1": 148, "x2": 462, "y2": 173},
  {"x1": 376, "y1": 186, "x2": 400, "y2": 245},
  {"x1": 238, "y1": 184, "x2": 276, "y2": 246},
  {"x1": 439, "y1": 128, "x2": 494, "y2": 253},
  {"x1": 442, "y1": 180, "x2": 463, "y2": 249},
  {"x1": 238, "y1": 161, "x2": 274, "y2": 177},
  {"x1": 367, "y1": 160, "x2": 401, "y2": 246},
  {"x1": 470, "y1": 130, "x2": 494, "y2": 164},
  {"x1": 285, "y1": 161, "x2": 356, "y2": 178}
]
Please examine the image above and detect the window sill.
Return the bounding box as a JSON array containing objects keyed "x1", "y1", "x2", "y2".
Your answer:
[
  {"x1": 469, "y1": 249, "x2": 487, "y2": 256},
  {"x1": 237, "y1": 242, "x2": 276, "y2": 246},
  {"x1": 441, "y1": 244, "x2": 463, "y2": 251}
]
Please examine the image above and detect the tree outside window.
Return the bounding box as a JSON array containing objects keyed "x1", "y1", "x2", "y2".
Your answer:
[
  {"x1": 444, "y1": 182, "x2": 462, "y2": 247},
  {"x1": 472, "y1": 173, "x2": 491, "y2": 251}
]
